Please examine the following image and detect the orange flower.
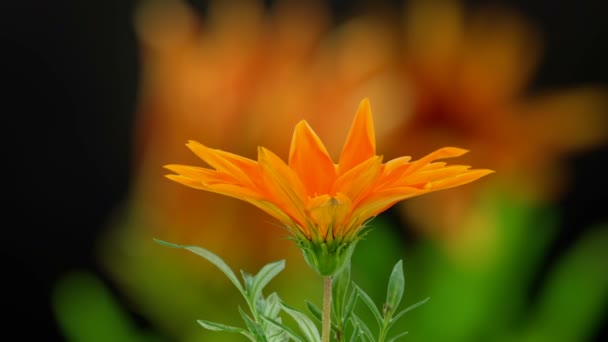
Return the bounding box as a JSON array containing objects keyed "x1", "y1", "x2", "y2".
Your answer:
[
  {"x1": 379, "y1": 0, "x2": 608, "y2": 246},
  {"x1": 165, "y1": 98, "x2": 493, "y2": 275}
]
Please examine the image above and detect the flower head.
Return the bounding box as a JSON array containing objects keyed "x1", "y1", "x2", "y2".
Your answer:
[
  {"x1": 165, "y1": 98, "x2": 493, "y2": 275},
  {"x1": 380, "y1": 0, "x2": 608, "y2": 245}
]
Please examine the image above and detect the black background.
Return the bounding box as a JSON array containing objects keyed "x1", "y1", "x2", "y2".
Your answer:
[{"x1": 3, "y1": 0, "x2": 607, "y2": 340}]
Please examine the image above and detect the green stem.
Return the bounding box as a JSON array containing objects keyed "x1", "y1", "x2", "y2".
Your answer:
[{"x1": 322, "y1": 276, "x2": 332, "y2": 342}]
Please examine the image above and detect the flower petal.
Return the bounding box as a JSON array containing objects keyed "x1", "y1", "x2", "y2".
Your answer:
[
  {"x1": 332, "y1": 155, "x2": 383, "y2": 206},
  {"x1": 395, "y1": 165, "x2": 472, "y2": 187},
  {"x1": 374, "y1": 156, "x2": 412, "y2": 188},
  {"x1": 306, "y1": 193, "x2": 352, "y2": 239},
  {"x1": 258, "y1": 146, "x2": 309, "y2": 230},
  {"x1": 337, "y1": 98, "x2": 376, "y2": 175},
  {"x1": 349, "y1": 186, "x2": 426, "y2": 235},
  {"x1": 289, "y1": 120, "x2": 336, "y2": 196},
  {"x1": 427, "y1": 169, "x2": 495, "y2": 190},
  {"x1": 186, "y1": 140, "x2": 258, "y2": 187},
  {"x1": 403, "y1": 147, "x2": 469, "y2": 176},
  {"x1": 164, "y1": 164, "x2": 232, "y2": 184}
]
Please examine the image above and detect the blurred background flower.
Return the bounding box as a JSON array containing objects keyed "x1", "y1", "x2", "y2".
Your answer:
[
  {"x1": 382, "y1": 0, "x2": 608, "y2": 250},
  {"x1": 5, "y1": 0, "x2": 607, "y2": 341}
]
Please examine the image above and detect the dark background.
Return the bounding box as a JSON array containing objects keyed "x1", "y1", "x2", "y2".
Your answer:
[{"x1": 3, "y1": 0, "x2": 607, "y2": 340}]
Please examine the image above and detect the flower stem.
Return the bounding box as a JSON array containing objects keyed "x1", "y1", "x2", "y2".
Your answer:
[{"x1": 322, "y1": 276, "x2": 332, "y2": 342}]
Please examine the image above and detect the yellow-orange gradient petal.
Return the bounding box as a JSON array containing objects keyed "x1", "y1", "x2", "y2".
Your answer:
[
  {"x1": 289, "y1": 120, "x2": 336, "y2": 196},
  {"x1": 257, "y1": 146, "x2": 309, "y2": 233},
  {"x1": 307, "y1": 193, "x2": 352, "y2": 240},
  {"x1": 186, "y1": 140, "x2": 258, "y2": 187},
  {"x1": 332, "y1": 156, "x2": 383, "y2": 206},
  {"x1": 337, "y1": 98, "x2": 376, "y2": 175}
]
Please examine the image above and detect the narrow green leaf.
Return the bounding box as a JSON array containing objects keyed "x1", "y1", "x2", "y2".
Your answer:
[
  {"x1": 348, "y1": 323, "x2": 361, "y2": 342},
  {"x1": 342, "y1": 288, "x2": 358, "y2": 323},
  {"x1": 332, "y1": 261, "x2": 351, "y2": 320},
  {"x1": 350, "y1": 313, "x2": 375, "y2": 341},
  {"x1": 262, "y1": 316, "x2": 306, "y2": 342},
  {"x1": 267, "y1": 328, "x2": 289, "y2": 342},
  {"x1": 241, "y1": 270, "x2": 255, "y2": 293},
  {"x1": 250, "y1": 260, "x2": 286, "y2": 303},
  {"x1": 239, "y1": 306, "x2": 268, "y2": 342},
  {"x1": 386, "y1": 331, "x2": 409, "y2": 342},
  {"x1": 153, "y1": 239, "x2": 244, "y2": 295},
  {"x1": 263, "y1": 293, "x2": 282, "y2": 319},
  {"x1": 197, "y1": 319, "x2": 255, "y2": 341},
  {"x1": 305, "y1": 300, "x2": 323, "y2": 323},
  {"x1": 385, "y1": 260, "x2": 404, "y2": 317},
  {"x1": 280, "y1": 301, "x2": 321, "y2": 342},
  {"x1": 386, "y1": 297, "x2": 430, "y2": 332},
  {"x1": 354, "y1": 284, "x2": 383, "y2": 326}
]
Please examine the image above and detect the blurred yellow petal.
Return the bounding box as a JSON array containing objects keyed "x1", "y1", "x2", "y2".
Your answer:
[
  {"x1": 460, "y1": 7, "x2": 541, "y2": 108},
  {"x1": 520, "y1": 88, "x2": 608, "y2": 150}
]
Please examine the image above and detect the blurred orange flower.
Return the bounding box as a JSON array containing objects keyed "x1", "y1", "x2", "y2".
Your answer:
[
  {"x1": 165, "y1": 98, "x2": 493, "y2": 274},
  {"x1": 380, "y1": 0, "x2": 608, "y2": 242},
  {"x1": 98, "y1": 1, "x2": 404, "y2": 337}
]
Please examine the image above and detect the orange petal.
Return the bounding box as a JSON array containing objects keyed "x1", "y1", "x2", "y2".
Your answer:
[
  {"x1": 306, "y1": 193, "x2": 352, "y2": 239},
  {"x1": 186, "y1": 140, "x2": 257, "y2": 187},
  {"x1": 337, "y1": 98, "x2": 377, "y2": 175},
  {"x1": 396, "y1": 165, "x2": 472, "y2": 187},
  {"x1": 427, "y1": 169, "x2": 495, "y2": 190},
  {"x1": 164, "y1": 164, "x2": 232, "y2": 184},
  {"x1": 403, "y1": 147, "x2": 469, "y2": 176},
  {"x1": 289, "y1": 120, "x2": 336, "y2": 196},
  {"x1": 374, "y1": 156, "x2": 412, "y2": 188},
  {"x1": 332, "y1": 156, "x2": 382, "y2": 206},
  {"x1": 164, "y1": 174, "x2": 206, "y2": 190},
  {"x1": 350, "y1": 186, "x2": 425, "y2": 231},
  {"x1": 258, "y1": 146, "x2": 308, "y2": 227}
]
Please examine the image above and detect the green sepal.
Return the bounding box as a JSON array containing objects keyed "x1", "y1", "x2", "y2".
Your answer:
[{"x1": 298, "y1": 238, "x2": 359, "y2": 276}]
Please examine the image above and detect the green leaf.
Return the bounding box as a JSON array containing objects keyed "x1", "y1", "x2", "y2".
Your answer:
[
  {"x1": 241, "y1": 270, "x2": 255, "y2": 292},
  {"x1": 342, "y1": 288, "x2": 358, "y2": 323},
  {"x1": 280, "y1": 301, "x2": 321, "y2": 342},
  {"x1": 385, "y1": 260, "x2": 404, "y2": 317},
  {"x1": 239, "y1": 306, "x2": 268, "y2": 342},
  {"x1": 305, "y1": 300, "x2": 323, "y2": 323},
  {"x1": 263, "y1": 292, "x2": 282, "y2": 320},
  {"x1": 351, "y1": 313, "x2": 375, "y2": 341},
  {"x1": 262, "y1": 316, "x2": 306, "y2": 342},
  {"x1": 153, "y1": 239, "x2": 244, "y2": 295},
  {"x1": 354, "y1": 284, "x2": 383, "y2": 326},
  {"x1": 386, "y1": 330, "x2": 409, "y2": 342},
  {"x1": 249, "y1": 260, "x2": 286, "y2": 303},
  {"x1": 197, "y1": 319, "x2": 255, "y2": 341},
  {"x1": 348, "y1": 323, "x2": 361, "y2": 342},
  {"x1": 333, "y1": 261, "x2": 351, "y2": 320}
]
